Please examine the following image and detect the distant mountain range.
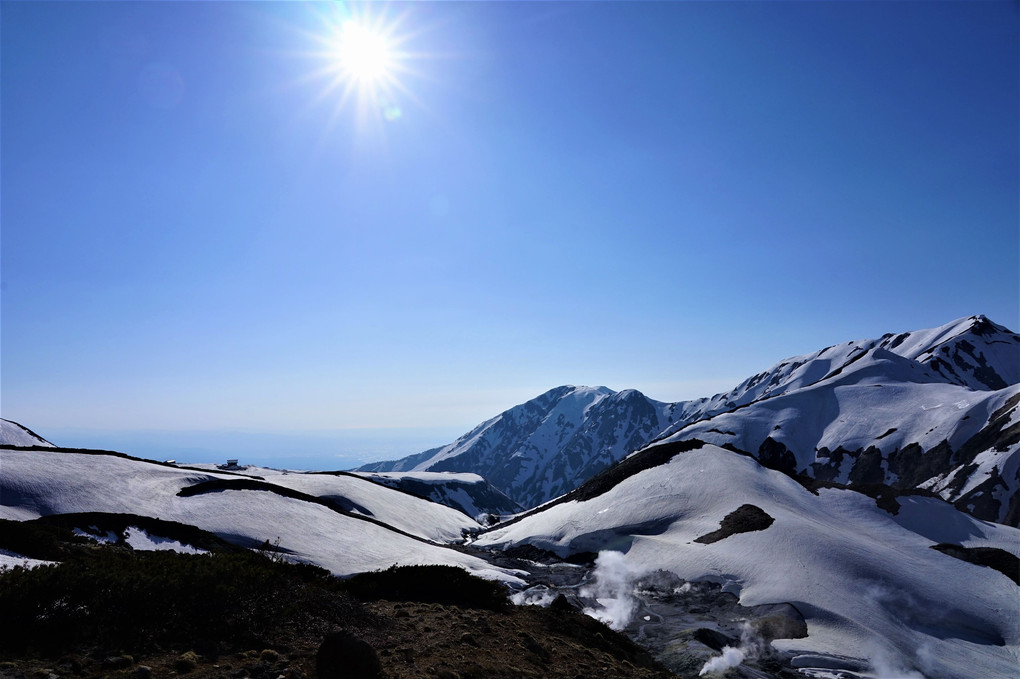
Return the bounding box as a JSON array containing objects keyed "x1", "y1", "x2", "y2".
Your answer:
[{"x1": 360, "y1": 315, "x2": 1020, "y2": 526}]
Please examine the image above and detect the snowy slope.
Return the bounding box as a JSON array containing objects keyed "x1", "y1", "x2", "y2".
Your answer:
[
  {"x1": 0, "y1": 419, "x2": 55, "y2": 448},
  {"x1": 351, "y1": 471, "x2": 523, "y2": 521},
  {"x1": 657, "y1": 315, "x2": 1020, "y2": 426},
  {"x1": 358, "y1": 386, "x2": 682, "y2": 508},
  {"x1": 475, "y1": 443, "x2": 1020, "y2": 679},
  {"x1": 0, "y1": 448, "x2": 520, "y2": 583},
  {"x1": 220, "y1": 467, "x2": 482, "y2": 542},
  {"x1": 660, "y1": 341, "x2": 1020, "y2": 525}
]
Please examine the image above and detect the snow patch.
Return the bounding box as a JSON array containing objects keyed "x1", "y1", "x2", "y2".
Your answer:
[
  {"x1": 124, "y1": 527, "x2": 208, "y2": 554},
  {"x1": 0, "y1": 549, "x2": 56, "y2": 571}
]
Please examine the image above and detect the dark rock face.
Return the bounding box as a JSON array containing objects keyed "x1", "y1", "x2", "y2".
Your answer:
[
  {"x1": 749, "y1": 603, "x2": 808, "y2": 641},
  {"x1": 692, "y1": 627, "x2": 736, "y2": 652},
  {"x1": 757, "y1": 438, "x2": 797, "y2": 475},
  {"x1": 695, "y1": 504, "x2": 775, "y2": 544},
  {"x1": 930, "y1": 544, "x2": 1020, "y2": 586},
  {"x1": 811, "y1": 447, "x2": 845, "y2": 482},
  {"x1": 316, "y1": 632, "x2": 382, "y2": 679},
  {"x1": 848, "y1": 447, "x2": 885, "y2": 485},
  {"x1": 887, "y1": 441, "x2": 953, "y2": 489}
]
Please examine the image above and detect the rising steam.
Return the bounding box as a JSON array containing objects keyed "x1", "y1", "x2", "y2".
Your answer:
[{"x1": 580, "y1": 550, "x2": 647, "y2": 630}]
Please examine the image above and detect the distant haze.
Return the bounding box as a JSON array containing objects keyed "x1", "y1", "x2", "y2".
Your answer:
[{"x1": 38, "y1": 426, "x2": 470, "y2": 471}]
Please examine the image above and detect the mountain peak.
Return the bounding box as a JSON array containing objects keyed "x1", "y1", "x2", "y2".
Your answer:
[
  {"x1": 358, "y1": 384, "x2": 675, "y2": 507},
  {"x1": 894, "y1": 315, "x2": 1020, "y2": 390},
  {"x1": 360, "y1": 315, "x2": 1019, "y2": 519}
]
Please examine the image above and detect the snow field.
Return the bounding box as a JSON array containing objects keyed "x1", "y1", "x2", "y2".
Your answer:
[
  {"x1": 0, "y1": 449, "x2": 523, "y2": 584},
  {"x1": 476, "y1": 445, "x2": 1020, "y2": 678}
]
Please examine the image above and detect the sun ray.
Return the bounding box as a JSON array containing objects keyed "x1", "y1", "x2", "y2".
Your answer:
[{"x1": 266, "y1": 2, "x2": 451, "y2": 144}]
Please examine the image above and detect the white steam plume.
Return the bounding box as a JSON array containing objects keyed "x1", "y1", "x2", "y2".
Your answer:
[
  {"x1": 699, "y1": 646, "x2": 745, "y2": 675},
  {"x1": 698, "y1": 622, "x2": 765, "y2": 676},
  {"x1": 580, "y1": 550, "x2": 646, "y2": 631}
]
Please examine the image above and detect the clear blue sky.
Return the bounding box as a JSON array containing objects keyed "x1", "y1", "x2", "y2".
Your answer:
[{"x1": 3, "y1": 1, "x2": 1017, "y2": 468}]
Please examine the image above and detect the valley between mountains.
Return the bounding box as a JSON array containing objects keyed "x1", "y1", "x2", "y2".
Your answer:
[{"x1": 1, "y1": 315, "x2": 1018, "y2": 679}]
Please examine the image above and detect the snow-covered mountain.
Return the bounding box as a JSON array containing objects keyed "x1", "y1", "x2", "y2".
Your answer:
[
  {"x1": 360, "y1": 316, "x2": 1020, "y2": 526},
  {"x1": 0, "y1": 419, "x2": 55, "y2": 448},
  {"x1": 655, "y1": 315, "x2": 1020, "y2": 526},
  {"x1": 475, "y1": 442, "x2": 1020, "y2": 678},
  {"x1": 357, "y1": 385, "x2": 683, "y2": 508}
]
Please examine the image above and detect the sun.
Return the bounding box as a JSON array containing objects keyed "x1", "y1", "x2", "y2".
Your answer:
[
  {"x1": 333, "y1": 20, "x2": 393, "y2": 85},
  {"x1": 296, "y1": 4, "x2": 424, "y2": 131}
]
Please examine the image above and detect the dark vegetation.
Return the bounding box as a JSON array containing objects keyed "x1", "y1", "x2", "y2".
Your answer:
[
  {"x1": 0, "y1": 525, "x2": 675, "y2": 678},
  {"x1": 341, "y1": 564, "x2": 510, "y2": 611},
  {"x1": 0, "y1": 542, "x2": 365, "y2": 658},
  {"x1": 0, "y1": 517, "x2": 94, "y2": 561},
  {"x1": 0, "y1": 519, "x2": 519, "y2": 661},
  {"x1": 0, "y1": 515, "x2": 246, "y2": 562},
  {"x1": 887, "y1": 441, "x2": 954, "y2": 489},
  {"x1": 930, "y1": 543, "x2": 1020, "y2": 586},
  {"x1": 695, "y1": 504, "x2": 775, "y2": 544}
]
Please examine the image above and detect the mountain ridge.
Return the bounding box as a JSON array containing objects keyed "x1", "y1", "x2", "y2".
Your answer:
[{"x1": 359, "y1": 315, "x2": 1020, "y2": 525}]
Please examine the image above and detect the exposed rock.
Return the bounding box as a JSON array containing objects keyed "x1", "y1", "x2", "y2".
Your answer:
[
  {"x1": 692, "y1": 628, "x2": 735, "y2": 652},
  {"x1": 848, "y1": 447, "x2": 885, "y2": 485},
  {"x1": 749, "y1": 603, "x2": 808, "y2": 641},
  {"x1": 757, "y1": 438, "x2": 797, "y2": 475},
  {"x1": 930, "y1": 543, "x2": 1020, "y2": 585},
  {"x1": 695, "y1": 504, "x2": 775, "y2": 544}
]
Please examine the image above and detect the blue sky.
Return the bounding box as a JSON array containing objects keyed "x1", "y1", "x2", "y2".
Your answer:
[{"x1": 3, "y1": 1, "x2": 1017, "y2": 468}]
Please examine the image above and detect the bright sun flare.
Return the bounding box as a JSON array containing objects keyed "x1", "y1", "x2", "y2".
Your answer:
[
  {"x1": 304, "y1": 5, "x2": 419, "y2": 129},
  {"x1": 334, "y1": 21, "x2": 393, "y2": 84}
]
